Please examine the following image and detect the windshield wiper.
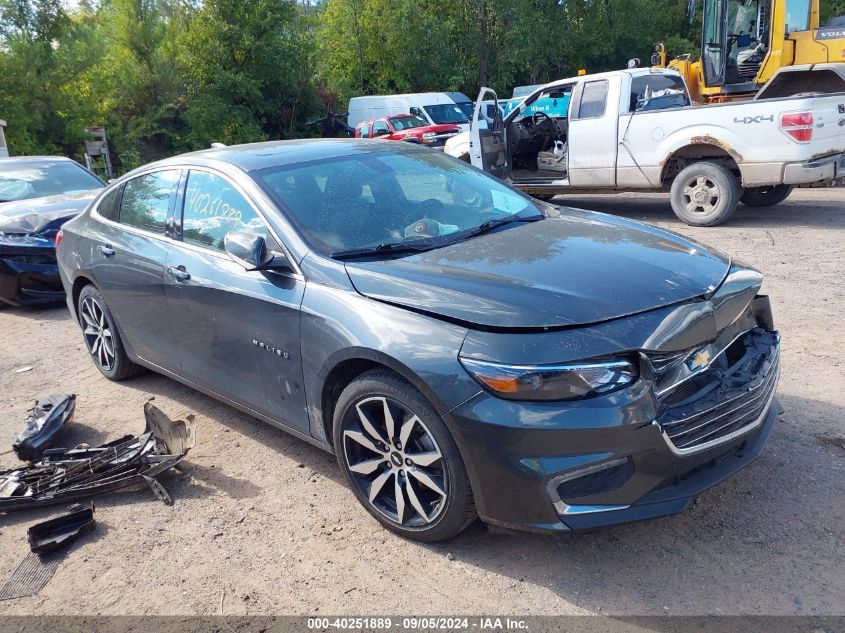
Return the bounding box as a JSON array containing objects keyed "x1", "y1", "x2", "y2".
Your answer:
[
  {"x1": 331, "y1": 241, "x2": 433, "y2": 260},
  {"x1": 460, "y1": 213, "x2": 543, "y2": 240}
]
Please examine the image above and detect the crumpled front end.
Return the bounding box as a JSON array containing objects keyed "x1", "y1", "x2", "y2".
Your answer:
[
  {"x1": 0, "y1": 233, "x2": 64, "y2": 307},
  {"x1": 446, "y1": 266, "x2": 781, "y2": 532}
]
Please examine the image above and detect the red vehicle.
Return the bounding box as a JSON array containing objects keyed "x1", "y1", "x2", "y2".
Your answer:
[{"x1": 354, "y1": 114, "x2": 459, "y2": 147}]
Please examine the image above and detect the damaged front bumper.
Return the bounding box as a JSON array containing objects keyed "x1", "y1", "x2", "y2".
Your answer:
[
  {"x1": 0, "y1": 234, "x2": 64, "y2": 307},
  {"x1": 447, "y1": 279, "x2": 782, "y2": 533},
  {"x1": 0, "y1": 402, "x2": 196, "y2": 511}
]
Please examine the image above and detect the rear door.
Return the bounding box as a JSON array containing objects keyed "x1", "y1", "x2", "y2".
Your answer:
[
  {"x1": 469, "y1": 88, "x2": 509, "y2": 179},
  {"x1": 164, "y1": 168, "x2": 309, "y2": 432},
  {"x1": 567, "y1": 79, "x2": 619, "y2": 186},
  {"x1": 90, "y1": 168, "x2": 181, "y2": 371}
]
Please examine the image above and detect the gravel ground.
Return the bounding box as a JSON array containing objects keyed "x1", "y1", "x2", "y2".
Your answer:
[{"x1": 0, "y1": 189, "x2": 843, "y2": 616}]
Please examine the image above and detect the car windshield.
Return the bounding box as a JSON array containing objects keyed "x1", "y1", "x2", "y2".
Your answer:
[
  {"x1": 390, "y1": 116, "x2": 427, "y2": 131},
  {"x1": 0, "y1": 161, "x2": 103, "y2": 203},
  {"x1": 255, "y1": 147, "x2": 542, "y2": 257},
  {"x1": 423, "y1": 104, "x2": 470, "y2": 125},
  {"x1": 455, "y1": 102, "x2": 475, "y2": 120}
]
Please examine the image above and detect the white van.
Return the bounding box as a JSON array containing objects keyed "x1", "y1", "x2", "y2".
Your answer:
[{"x1": 347, "y1": 92, "x2": 474, "y2": 131}]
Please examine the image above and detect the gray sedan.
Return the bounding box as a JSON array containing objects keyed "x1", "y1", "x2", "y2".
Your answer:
[{"x1": 56, "y1": 140, "x2": 780, "y2": 541}]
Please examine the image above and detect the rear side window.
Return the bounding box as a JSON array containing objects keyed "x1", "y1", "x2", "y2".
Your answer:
[
  {"x1": 359, "y1": 124, "x2": 371, "y2": 138},
  {"x1": 119, "y1": 170, "x2": 179, "y2": 233},
  {"x1": 97, "y1": 186, "x2": 123, "y2": 222},
  {"x1": 181, "y1": 170, "x2": 267, "y2": 252},
  {"x1": 576, "y1": 80, "x2": 609, "y2": 119}
]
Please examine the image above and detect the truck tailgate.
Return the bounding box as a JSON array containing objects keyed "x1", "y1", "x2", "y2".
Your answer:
[{"x1": 807, "y1": 95, "x2": 845, "y2": 153}]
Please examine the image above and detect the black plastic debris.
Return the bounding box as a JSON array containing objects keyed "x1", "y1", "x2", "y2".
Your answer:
[
  {"x1": 13, "y1": 394, "x2": 77, "y2": 462},
  {"x1": 27, "y1": 502, "x2": 96, "y2": 555},
  {"x1": 0, "y1": 402, "x2": 196, "y2": 511}
]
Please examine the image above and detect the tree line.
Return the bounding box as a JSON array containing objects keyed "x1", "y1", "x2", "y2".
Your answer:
[{"x1": 1, "y1": 0, "x2": 843, "y2": 174}]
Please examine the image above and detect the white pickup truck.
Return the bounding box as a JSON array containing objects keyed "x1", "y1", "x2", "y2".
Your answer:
[{"x1": 445, "y1": 64, "x2": 845, "y2": 225}]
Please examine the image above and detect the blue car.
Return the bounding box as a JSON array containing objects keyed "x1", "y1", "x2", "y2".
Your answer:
[{"x1": 0, "y1": 157, "x2": 104, "y2": 306}]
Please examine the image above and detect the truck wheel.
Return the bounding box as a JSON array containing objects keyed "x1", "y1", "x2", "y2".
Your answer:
[
  {"x1": 740, "y1": 185, "x2": 793, "y2": 207},
  {"x1": 670, "y1": 162, "x2": 740, "y2": 226}
]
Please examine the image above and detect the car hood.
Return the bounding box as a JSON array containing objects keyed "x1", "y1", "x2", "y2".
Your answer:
[
  {"x1": 0, "y1": 189, "x2": 100, "y2": 235},
  {"x1": 344, "y1": 210, "x2": 731, "y2": 330}
]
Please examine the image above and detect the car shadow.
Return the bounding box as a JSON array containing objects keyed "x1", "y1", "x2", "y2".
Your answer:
[
  {"x1": 116, "y1": 371, "x2": 343, "y2": 487},
  {"x1": 555, "y1": 191, "x2": 845, "y2": 229},
  {"x1": 420, "y1": 392, "x2": 845, "y2": 615},
  {"x1": 1, "y1": 303, "x2": 71, "y2": 322}
]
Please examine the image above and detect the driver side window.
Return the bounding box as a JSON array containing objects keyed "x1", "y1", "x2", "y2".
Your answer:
[
  {"x1": 372, "y1": 121, "x2": 390, "y2": 137},
  {"x1": 181, "y1": 171, "x2": 267, "y2": 252}
]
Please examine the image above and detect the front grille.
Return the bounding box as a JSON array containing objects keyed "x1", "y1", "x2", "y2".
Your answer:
[{"x1": 654, "y1": 329, "x2": 779, "y2": 452}]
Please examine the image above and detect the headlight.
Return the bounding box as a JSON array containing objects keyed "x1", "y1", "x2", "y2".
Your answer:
[
  {"x1": 421, "y1": 132, "x2": 437, "y2": 139},
  {"x1": 459, "y1": 357, "x2": 639, "y2": 401}
]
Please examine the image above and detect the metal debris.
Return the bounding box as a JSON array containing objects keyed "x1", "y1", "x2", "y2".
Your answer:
[
  {"x1": 0, "y1": 552, "x2": 62, "y2": 601},
  {"x1": 13, "y1": 394, "x2": 76, "y2": 462},
  {"x1": 0, "y1": 402, "x2": 196, "y2": 511},
  {"x1": 27, "y1": 502, "x2": 96, "y2": 555}
]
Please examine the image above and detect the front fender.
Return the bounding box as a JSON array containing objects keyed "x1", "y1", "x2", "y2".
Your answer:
[
  {"x1": 299, "y1": 279, "x2": 478, "y2": 444},
  {"x1": 444, "y1": 132, "x2": 471, "y2": 158}
]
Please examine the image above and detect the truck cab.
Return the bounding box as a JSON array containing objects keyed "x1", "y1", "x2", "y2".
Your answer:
[
  {"x1": 463, "y1": 69, "x2": 690, "y2": 189},
  {"x1": 448, "y1": 66, "x2": 845, "y2": 226}
]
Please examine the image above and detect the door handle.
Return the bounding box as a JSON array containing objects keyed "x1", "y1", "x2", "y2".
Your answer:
[
  {"x1": 166, "y1": 266, "x2": 191, "y2": 282},
  {"x1": 98, "y1": 244, "x2": 115, "y2": 257}
]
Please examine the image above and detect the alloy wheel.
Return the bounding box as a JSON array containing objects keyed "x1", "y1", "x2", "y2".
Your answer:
[
  {"x1": 342, "y1": 396, "x2": 448, "y2": 527},
  {"x1": 80, "y1": 296, "x2": 115, "y2": 371},
  {"x1": 682, "y1": 175, "x2": 721, "y2": 215}
]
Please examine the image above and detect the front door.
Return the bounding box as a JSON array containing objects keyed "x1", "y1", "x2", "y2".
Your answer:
[
  {"x1": 91, "y1": 169, "x2": 181, "y2": 371},
  {"x1": 469, "y1": 88, "x2": 509, "y2": 180},
  {"x1": 164, "y1": 168, "x2": 309, "y2": 432},
  {"x1": 702, "y1": 0, "x2": 727, "y2": 87}
]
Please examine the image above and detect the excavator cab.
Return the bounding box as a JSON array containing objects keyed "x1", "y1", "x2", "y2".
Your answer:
[
  {"x1": 701, "y1": 0, "x2": 772, "y2": 91},
  {"x1": 656, "y1": 0, "x2": 845, "y2": 103}
]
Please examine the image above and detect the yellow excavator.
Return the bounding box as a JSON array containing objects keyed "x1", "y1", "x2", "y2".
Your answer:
[{"x1": 652, "y1": 0, "x2": 845, "y2": 103}]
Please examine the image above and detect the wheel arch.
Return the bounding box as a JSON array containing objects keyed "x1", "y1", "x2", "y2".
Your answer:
[
  {"x1": 660, "y1": 143, "x2": 742, "y2": 187},
  {"x1": 316, "y1": 348, "x2": 453, "y2": 449},
  {"x1": 70, "y1": 274, "x2": 97, "y2": 322}
]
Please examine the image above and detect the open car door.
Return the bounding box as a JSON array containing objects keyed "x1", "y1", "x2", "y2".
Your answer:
[{"x1": 469, "y1": 88, "x2": 509, "y2": 180}]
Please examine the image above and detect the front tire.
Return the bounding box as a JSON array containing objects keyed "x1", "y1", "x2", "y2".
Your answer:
[
  {"x1": 740, "y1": 184, "x2": 793, "y2": 207},
  {"x1": 77, "y1": 285, "x2": 142, "y2": 381},
  {"x1": 670, "y1": 161, "x2": 740, "y2": 226},
  {"x1": 333, "y1": 369, "x2": 476, "y2": 542}
]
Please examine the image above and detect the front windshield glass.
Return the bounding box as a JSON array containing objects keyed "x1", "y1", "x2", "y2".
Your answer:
[
  {"x1": 390, "y1": 116, "x2": 427, "y2": 131},
  {"x1": 0, "y1": 161, "x2": 103, "y2": 202},
  {"x1": 255, "y1": 147, "x2": 542, "y2": 257},
  {"x1": 423, "y1": 104, "x2": 469, "y2": 125},
  {"x1": 455, "y1": 102, "x2": 475, "y2": 120}
]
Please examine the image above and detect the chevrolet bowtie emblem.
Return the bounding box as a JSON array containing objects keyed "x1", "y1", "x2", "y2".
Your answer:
[{"x1": 688, "y1": 349, "x2": 711, "y2": 371}]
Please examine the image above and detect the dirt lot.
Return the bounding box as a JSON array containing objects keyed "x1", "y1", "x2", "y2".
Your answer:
[{"x1": 0, "y1": 189, "x2": 843, "y2": 616}]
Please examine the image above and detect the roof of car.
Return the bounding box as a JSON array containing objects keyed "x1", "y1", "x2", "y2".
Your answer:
[
  {"x1": 0, "y1": 156, "x2": 76, "y2": 165},
  {"x1": 146, "y1": 138, "x2": 406, "y2": 173}
]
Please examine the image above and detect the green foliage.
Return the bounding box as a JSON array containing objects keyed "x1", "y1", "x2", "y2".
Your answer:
[{"x1": 0, "y1": 0, "x2": 842, "y2": 171}]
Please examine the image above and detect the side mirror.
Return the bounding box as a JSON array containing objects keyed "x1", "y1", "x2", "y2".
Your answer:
[{"x1": 224, "y1": 231, "x2": 288, "y2": 271}]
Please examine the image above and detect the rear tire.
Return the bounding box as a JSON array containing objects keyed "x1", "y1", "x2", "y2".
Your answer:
[
  {"x1": 333, "y1": 369, "x2": 476, "y2": 542},
  {"x1": 77, "y1": 285, "x2": 143, "y2": 381},
  {"x1": 670, "y1": 161, "x2": 740, "y2": 226},
  {"x1": 740, "y1": 184, "x2": 793, "y2": 207}
]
